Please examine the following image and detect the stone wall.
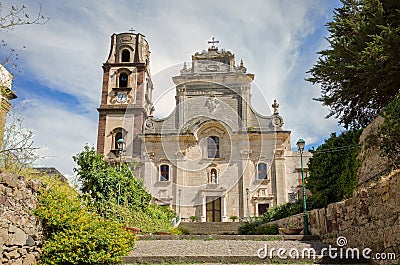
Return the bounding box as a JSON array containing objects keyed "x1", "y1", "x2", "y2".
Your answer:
[
  {"x1": 0, "y1": 172, "x2": 42, "y2": 265},
  {"x1": 357, "y1": 115, "x2": 389, "y2": 187},
  {"x1": 269, "y1": 169, "x2": 400, "y2": 264}
]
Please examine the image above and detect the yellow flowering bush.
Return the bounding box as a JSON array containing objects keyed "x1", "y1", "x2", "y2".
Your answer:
[{"x1": 34, "y1": 179, "x2": 136, "y2": 264}]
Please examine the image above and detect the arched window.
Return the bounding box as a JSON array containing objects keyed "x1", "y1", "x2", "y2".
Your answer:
[
  {"x1": 257, "y1": 163, "x2": 268, "y2": 180},
  {"x1": 111, "y1": 127, "x2": 127, "y2": 152},
  {"x1": 119, "y1": 73, "x2": 128, "y2": 88},
  {"x1": 114, "y1": 132, "x2": 123, "y2": 150},
  {"x1": 207, "y1": 136, "x2": 220, "y2": 158},
  {"x1": 210, "y1": 168, "x2": 218, "y2": 184},
  {"x1": 159, "y1": 164, "x2": 170, "y2": 181},
  {"x1": 121, "y1": 49, "x2": 130, "y2": 62}
]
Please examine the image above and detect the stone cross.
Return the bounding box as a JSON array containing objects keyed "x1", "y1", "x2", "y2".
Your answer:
[{"x1": 208, "y1": 37, "x2": 219, "y2": 48}]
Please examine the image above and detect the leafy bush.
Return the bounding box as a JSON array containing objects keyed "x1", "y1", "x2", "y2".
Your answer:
[
  {"x1": 73, "y1": 146, "x2": 174, "y2": 234},
  {"x1": 169, "y1": 227, "x2": 190, "y2": 235},
  {"x1": 238, "y1": 220, "x2": 263, "y2": 235},
  {"x1": 129, "y1": 204, "x2": 175, "y2": 234},
  {"x1": 73, "y1": 146, "x2": 151, "y2": 212},
  {"x1": 238, "y1": 221, "x2": 278, "y2": 235},
  {"x1": 34, "y1": 177, "x2": 135, "y2": 265},
  {"x1": 261, "y1": 202, "x2": 301, "y2": 223},
  {"x1": 254, "y1": 224, "x2": 279, "y2": 235}
]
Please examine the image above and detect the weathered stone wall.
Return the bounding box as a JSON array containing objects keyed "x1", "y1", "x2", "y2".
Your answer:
[
  {"x1": 269, "y1": 169, "x2": 400, "y2": 264},
  {"x1": 0, "y1": 172, "x2": 42, "y2": 265},
  {"x1": 357, "y1": 115, "x2": 389, "y2": 187}
]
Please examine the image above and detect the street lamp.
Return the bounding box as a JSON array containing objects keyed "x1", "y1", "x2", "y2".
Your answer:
[
  {"x1": 178, "y1": 189, "x2": 182, "y2": 216},
  {"x1": 296, "y1": 138, "x2": 308, "y2": 235},
  {"x1": 116, "y1": 138, "x2": 125, "y2": 206}
]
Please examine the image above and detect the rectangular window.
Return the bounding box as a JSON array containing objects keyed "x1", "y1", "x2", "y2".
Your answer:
[
  {"x1": 160, "y1": 165, "x2": 170, "y2": 181},
  {"x1": 207, "y1": 136, "x2": 220, "y2": 158},
  {"x1": 257, "y1": 163, "x2": 268, "y2": 179}
]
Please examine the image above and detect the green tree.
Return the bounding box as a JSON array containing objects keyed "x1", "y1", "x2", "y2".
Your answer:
[
  {"x1": 306, "y1": 129, "x2": 362, "y2": 205},
  {"x1": 307, "y1": 0, "x2": 400, "y2": 129},
  {"x1": 73, "y1": 145, "x2": 151, "y2": 213},
  {"x1": 378, "y1": 94, "x2": 400, "y2": 170},
  {"x1": 73, "y1": 146, "x2": 174, "y2": 233}
]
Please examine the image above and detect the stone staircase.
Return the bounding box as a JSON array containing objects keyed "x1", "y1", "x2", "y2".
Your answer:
[
  {"x1": 122, "y1": 223, "x2": 370, "y2": 264},
  {"x1": 178, "y1": 221, "x2": 241, "y2": 235}
]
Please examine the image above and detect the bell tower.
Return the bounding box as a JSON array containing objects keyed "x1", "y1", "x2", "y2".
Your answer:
[{"x1": 96, "y1": 32, "x2": 153, "y2": 162}]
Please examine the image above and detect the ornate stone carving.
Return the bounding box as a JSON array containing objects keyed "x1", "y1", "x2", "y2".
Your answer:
[
  {"x1": 272, "y1": 115, "x2": 283, "y2": 128},
  {"x1": 144, "y1": 118, "x2": 155, "y2": 132},
  {"x1": 272, "y1": 99, "x2": 279, "y2": 114},
  {"x1": 205, "y1": 94, "x2": 219, "y2": 112}
]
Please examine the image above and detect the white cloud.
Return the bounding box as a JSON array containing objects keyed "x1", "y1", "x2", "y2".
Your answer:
[
  {"x1": 2, "y1": 0, "x2": 342, "y2": 173},
  {"x1": 17, "y1": 98, "x2": 97, "y2": 176}
]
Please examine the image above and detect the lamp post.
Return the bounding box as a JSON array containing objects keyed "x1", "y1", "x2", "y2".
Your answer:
[
  {"x1": 178, "y1": 189, "x2": 182, "y2": 216},
  {"x1": 116, "y1": 138, "x2": 125, "y2": 206},
  {"x1": 296, "y1": 138, "x2": 308, "y2": 235}
]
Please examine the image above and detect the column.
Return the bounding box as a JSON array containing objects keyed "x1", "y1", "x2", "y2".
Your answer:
[
  {"x1": 201, "y1": 195, "x2": 206, "y2": 222},
  {"x1": 274, "y1": 149, "x2": 286, "y2": 205},
  {"x1": 222, "y1": 195, "x2": 227, "y2": 222}
]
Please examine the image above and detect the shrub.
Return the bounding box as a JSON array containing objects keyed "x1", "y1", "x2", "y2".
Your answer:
[
  {"x1": 238, "y1": 220, "x2": 262, "y2": 235},
  {"x1": 169, "y1": 227, "x2": 190, "y2": 235},
  {"x1": 261, "y1": 202, "x2": 301, "y2": 223},
  {"x1": 34, "y1": 178, "x2": 135, "y2": 264},
  {"x1": 129, "y1": 204, "x2": 175, "y2": 234},
  {"x1": 73, "y1": 146, "x2": 174, "y2": 234},
  {"x1": 254, "y1": 224, "x2": 279, "y2": 235}
]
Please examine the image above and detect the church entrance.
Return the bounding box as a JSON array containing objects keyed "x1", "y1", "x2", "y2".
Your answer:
[
  {"x1": 206, "y1": 197, "x2": 221, "y2": 222},
  {"x1": 258, "y1": 203, "x2": 269, "y2": 216}
]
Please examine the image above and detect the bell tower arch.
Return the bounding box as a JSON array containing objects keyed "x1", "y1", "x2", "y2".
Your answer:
[{"x1": 96, "y1": 32, "x2": 153, "y2": 163}]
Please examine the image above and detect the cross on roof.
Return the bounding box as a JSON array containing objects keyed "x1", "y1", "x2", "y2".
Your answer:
[
  {"x1": 208, "y1": 37, "x2": 219, "y2": 48},
  {"x1": 129, "y1": 28, "x2": 135, "y2": 33}
]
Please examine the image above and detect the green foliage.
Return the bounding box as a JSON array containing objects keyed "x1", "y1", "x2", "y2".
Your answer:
[
  {"x1": 229, "y1": 215, "x2": 238, "y2": 221},
  {"x1": 254, "y1": 224, "x2": 279, "y2": 235},
  {"x1": 169, "y1": 227, "x2": 190, "y2": 235},
  {"x1": 73, "y1": 145, "x2": 151, "y2": 212},
  {"x1": 73, "y1": 145, "x2": 174, "y2": 234},
  {"x1": 306, "y1": 130, "x2": 362, "y2": 205},
  {"x1": 307, "y1": 0, "x2": 400, "y2": 129},
  {"x1": 238, "y1": 221, "x2": 278, "y2": 235},
  {"x1": 261, "y1": 202, "x2": 302, "y2": 223},
  {"x1": 189, "y1": 215, "x2": 198, "y2": 222},
  {"x1": 239, "y1": 198, "x2": 329, "y2": 235},
  {"x1": 128, "y1": 204, "x2": 175, "y2": 234},
  {"x1": 378, "y1": 94, "x2": 400, "y2": 170},
  {"x1": 34, "y1": 177, "x2": 135, "y2": 265}
]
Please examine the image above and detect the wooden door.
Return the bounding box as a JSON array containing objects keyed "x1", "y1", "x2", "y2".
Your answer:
[{"x1": 206, "y1": 197, "x2": 221, "y2": 222}]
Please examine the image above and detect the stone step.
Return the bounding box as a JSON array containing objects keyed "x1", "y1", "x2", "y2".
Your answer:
[
  {"x1": 178, "y1": 222, "x2": 241, "y2": 235},
  {"x1": 137, "y1": 234, "x2": 321, "y2": 241},
  {"x1": 122, "y1": 239, "x2": 369, "y2": 264}
]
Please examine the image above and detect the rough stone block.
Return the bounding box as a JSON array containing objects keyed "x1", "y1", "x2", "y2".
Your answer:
[
  {"x1": 22, "y1": 254, "x2": 35, "y2": 265},
  {"x1": 25, "y1": 236, "x2": 35, "y2": 247},
  {"x1": 5, "y1": 249, "x2": 20, "y2": 259},
  {"x1": 8, "y1": 228, "x2": 27, "y2": 246}
]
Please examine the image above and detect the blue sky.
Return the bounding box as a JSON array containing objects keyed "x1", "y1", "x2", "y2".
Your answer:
[{"x1": 1, "y1": 0, "x2": 343, "y2": 177}]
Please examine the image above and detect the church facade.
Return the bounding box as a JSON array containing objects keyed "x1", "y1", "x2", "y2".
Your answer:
[{"x1": 96, "y1": 32, "x2": 311, "y2": 222}]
